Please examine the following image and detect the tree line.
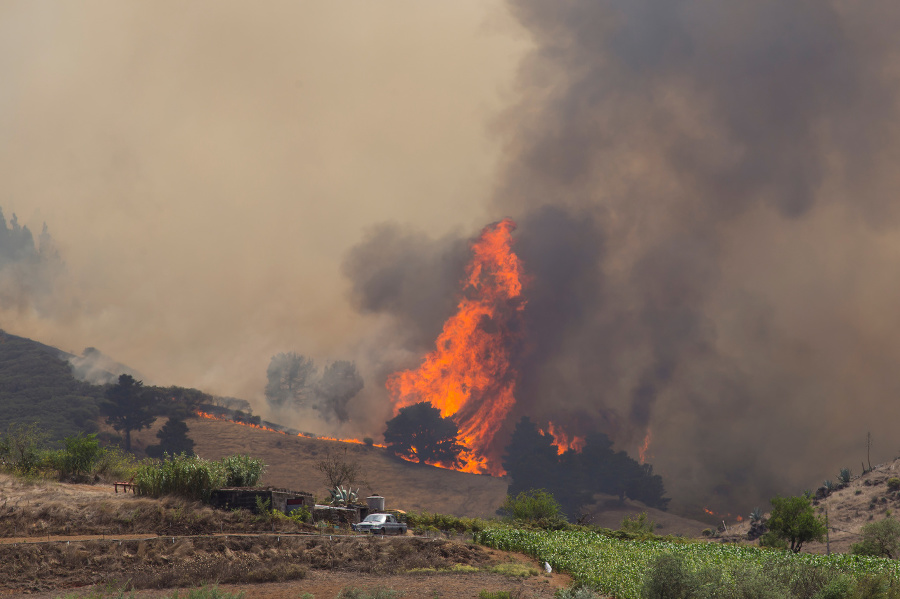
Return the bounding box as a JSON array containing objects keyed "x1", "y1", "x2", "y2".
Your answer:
[{"x1": 380, "y1": 402, "x2": 670, "y2": 520}]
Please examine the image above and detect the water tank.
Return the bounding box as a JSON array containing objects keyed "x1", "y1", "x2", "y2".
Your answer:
[{"x1": 367, "y1": 495, "x2": 385, "y2": 512}]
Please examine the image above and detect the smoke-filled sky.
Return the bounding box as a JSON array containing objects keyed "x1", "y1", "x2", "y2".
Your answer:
[
  {"x1": 6, "y1": 1, "x2": 900, "y2": 515},
  {"x1": 0, "y1": 1, "x2": 525, "y2": 390}
]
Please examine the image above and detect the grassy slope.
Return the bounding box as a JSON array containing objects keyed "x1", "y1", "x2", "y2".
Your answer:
[{"x1": 132, "y1": 416, "x2": 511, "y2": 518}]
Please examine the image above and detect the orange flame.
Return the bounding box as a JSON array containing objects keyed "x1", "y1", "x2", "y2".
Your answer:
[
  {"x1": 540, "y1": 422, "x2": 585, "y2": 455},
  {"x1": 638, "y1": 428, "x2": 652, "y2": 464},
  {"x1": 386, "y1": 219, "x2": 525, "y2": 474},
  {"x1": 194, "y1": 411, "x2": 386, "y2": 448},
  {"x1": 703, "y1": 507, "x2": 715, "y2": 516}
]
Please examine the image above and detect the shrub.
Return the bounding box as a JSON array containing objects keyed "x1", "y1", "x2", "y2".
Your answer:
[
  {"x1": 888, "y1": 478, "x2": 900, "y2": 491},
  {"x1": 363, "y1": 437, "x2": 374, "y2": 446},
  {"x1": 765, "y1": 495, "x2": 827, "y2": 553},
  {"x1": 499, "y1": 489, "x2": 566, "y2": 527},
  {"x1": 620, "y1": 512, "x2": 656, "y2": 536},
  {"x1": 220, "y1": 454, "x2": 265, "y2": 487},
  {"x1": 54, "y1": 433, "x2": 104, "y2": 480},
  {"x1": 92, "y1": 446, "x2": 140, "y2": 481},
  {"x1": 851, "y1": 516, "x2": 900, "y2": 558},
  {"x1": 133, "y1": 453, "x2": 226, "y2": 501},
  {"x1": 641, "y1": 553, "x2": 695, "y2": 599},
  {"x1": 0, "y1": 422, "x2": 50, "y2": 475},
  {"x1": 823, "y1": 479, "x2": 836, "y2": 492},
  {"x1": 839, "y1": 468, "x2": 852, "y2": 485}
]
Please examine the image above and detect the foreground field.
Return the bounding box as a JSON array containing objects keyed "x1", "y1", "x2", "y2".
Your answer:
[
  {"x1": 0, "y1": 475, "x2": 571, "y2": 598},
  {"x1": 477, "y1": 527, "x2": 900, "y2": 599}
]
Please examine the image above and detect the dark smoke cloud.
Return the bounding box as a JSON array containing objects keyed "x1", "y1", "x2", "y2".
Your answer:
[
  {"x1": 491, "y1": 0, "x2": 900, "y2": 514},
  {"x1": 346, "y1": 1, "x2": 900, "y2": 516},
  {"x1": 343, "y1": 223, "x2": 471, "y2": 356}
]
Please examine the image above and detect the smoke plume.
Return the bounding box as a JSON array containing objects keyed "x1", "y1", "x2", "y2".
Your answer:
[{"x1": 347, "y1": 0, "x2": 900, "y2": 515}]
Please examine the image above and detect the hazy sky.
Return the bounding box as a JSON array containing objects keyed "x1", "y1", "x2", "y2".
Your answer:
[{"x1": 0, "y1": 1, "x2": 528, "y2": 401}]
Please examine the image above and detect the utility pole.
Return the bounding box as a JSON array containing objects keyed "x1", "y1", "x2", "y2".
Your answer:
[{"x1": 867, "y1": 432, "x2": 873, "y2": 472}]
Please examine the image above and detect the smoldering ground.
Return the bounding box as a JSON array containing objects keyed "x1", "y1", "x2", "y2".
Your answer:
[{"x1": 346, "y1": 0, "x2": 900, "y2": 516}]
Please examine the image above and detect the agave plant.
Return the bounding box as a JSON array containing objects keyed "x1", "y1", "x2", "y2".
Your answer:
[
  {"x1": 823, "y1": 479, "x2": 835, "y2": 492},
  {"x1": 328, "y1": 485, "x2": 359, "y2": 506},
  {"x1": 838, "y1": 468, "x2": 852, "y2": 484},
  {"x1": 749, "y1": 508, "x2": 764, "y2": 524}
]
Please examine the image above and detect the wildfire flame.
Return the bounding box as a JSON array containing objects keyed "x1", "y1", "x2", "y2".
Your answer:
[
  {"x1": 541, "y1": 422, "x2": 586, "y2": 455},
  {"x1": 386, "y1": 218, "x2": 525, "y2": 474},
  {"x1": 194, "y1": 411, "x2": 386, "y2": 448},
  {"x1": 638, "y1": 428, "x2": 652, "y2": 465}
]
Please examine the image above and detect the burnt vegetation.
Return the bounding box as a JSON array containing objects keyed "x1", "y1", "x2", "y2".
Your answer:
[{"x1": 502, "y1": 417, "x2": 669, "y2": 519}]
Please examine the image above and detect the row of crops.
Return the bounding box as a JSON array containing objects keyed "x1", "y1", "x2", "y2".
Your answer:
[{"x1": 474, "y1": 527, "x2": 900, "y2": 599}]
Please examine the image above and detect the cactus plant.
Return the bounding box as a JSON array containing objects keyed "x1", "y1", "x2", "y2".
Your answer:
[{"x1": 838, "y1": 468, "x2": 852, "y2": 484}]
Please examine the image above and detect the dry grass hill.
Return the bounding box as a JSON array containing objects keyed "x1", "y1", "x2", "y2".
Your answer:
[
  {"x1": 131, "y1": 415, "x2": 510, "y2": 518},
  {"x1": 129, "y1": 414, "x2": 708, "y2": 536},
  {"x1": 722, "y1": 457, "x2": 900, "y2": 553}
]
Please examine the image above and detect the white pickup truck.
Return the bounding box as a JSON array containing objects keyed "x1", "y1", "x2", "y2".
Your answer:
[{"x1": 352, "y1": 513, "x2": 408, "y2": 535}]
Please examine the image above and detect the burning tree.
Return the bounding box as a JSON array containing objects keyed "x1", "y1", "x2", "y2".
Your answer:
[
  {"x1": 386, "y1": 218, "x2": 525, "y2": 473},
  {"x1": 383, "y1": 401, "x2": 464, "y2": 467}
]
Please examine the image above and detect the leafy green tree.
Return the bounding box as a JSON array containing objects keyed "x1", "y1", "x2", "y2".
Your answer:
[
  {"x1": 145, "y1": 418, "x2": 194, "y2": 459},
  {"x1": 52, "y1": 432, "x2": 105, "y2": 481},
  {"x1": 764, "y1": 495, "x2": 826, "y2": 553},
  {"x1": 264, "y1": 352, "x2": 316, "y2": 408},
  {"x1": 315, "y1": 360, "x2": 364, "y2": 422},
  {"x1": 499, "y1": 489, "x2": 565, "y2": 526},
  {"x1": 851, "y1": 516, "x2": 900, "y2": 558},
  {"x1": 101, "y1": 374, "x2": 156, "y2": 452},
  {"x1": 383, "y1": 401, "x2": 464, "y2": 466}
]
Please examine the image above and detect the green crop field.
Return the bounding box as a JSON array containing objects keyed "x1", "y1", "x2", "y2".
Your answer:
[{"x1": 475, "y1": 527, "x2": 900, "y2": 599}]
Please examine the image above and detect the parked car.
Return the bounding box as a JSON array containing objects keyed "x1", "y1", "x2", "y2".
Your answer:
[{"x1": 352, "y1": 513, "x2": 408, "y2": 535}]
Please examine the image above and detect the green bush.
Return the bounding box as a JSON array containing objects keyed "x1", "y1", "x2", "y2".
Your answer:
[
  {"x1": 766, "y1": 495, "x2": 827, "y2": 553},
  {"x1": 220, "y1": 454, "x2": 265, "y2": 487},
  {"x1": 133, "y1": 453, "x2": 226, "y2": 501},
  {"x1": 621, "y1": 512, "x2": 656, "y2": 536},
  {"x1": 134, "y1": 453, "x2": 268, "y2": 502},
  {"x1": 405, "y1": 510, "x2": 489, "y2": 534},
  {"x1": 888, "y1": 478, "x2": 900, "y2": 492},
  {"x1": 53, "y1": 433, "x2": 104, "y2": 480},
  {"x1": 499, "y1": 489, "x2": 567, "y2": 528},
  {"x1": 0, "y1": 422, "x2": 50, "y2": 475},
  {"x1": 92, "y1": 446, "x2": 140, "y2": 481},
  {"x1": 852, "y1": 517, "x2": 900, "y2": 559}
]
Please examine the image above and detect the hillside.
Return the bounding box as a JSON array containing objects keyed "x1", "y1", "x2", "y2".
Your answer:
[
  {"x1": 129, "y1": 415, "x2": 707, "y2": 535},
  {"x1": 721, "y1": 458, "x2": 900, "y2": 553},
  {"x1": 131, "y1": 415, "x2": 510, "y2": 518},
  {"x1": 0, "y1": 330, "x2": 103, "y2": 439}
]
